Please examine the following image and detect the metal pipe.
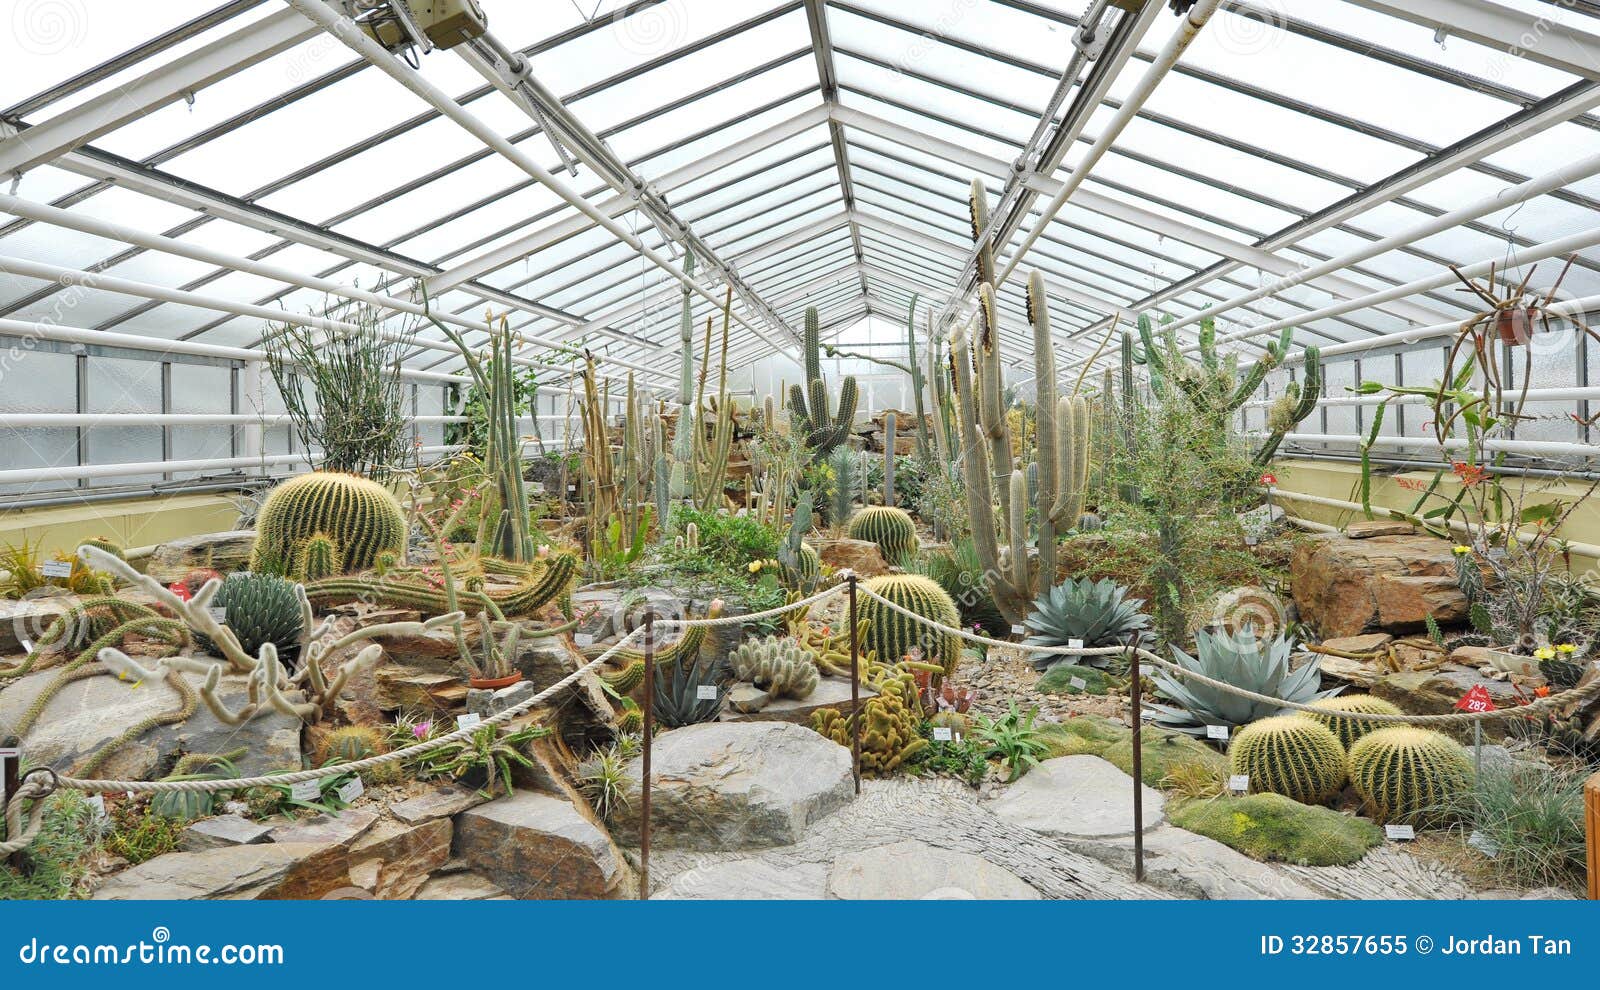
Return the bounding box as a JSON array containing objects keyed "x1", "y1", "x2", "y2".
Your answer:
[
  {"x1": 0, "y1": 446, "x2": 463, "y2": 486},
  {"x1": 1258, "y1": 431, "x2": 1598, "y2": 462},
  {"x1": 849, "y1": 572, "x2": 861, "y2": 795},
  {"x1": 1129, "y1": 642, "x2": 1144, "y2": 883},
  {"x1": 996, "y1": 0, "x2": 1222, "y2": 290}
]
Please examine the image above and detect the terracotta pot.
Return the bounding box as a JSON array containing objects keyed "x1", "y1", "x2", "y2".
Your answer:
[
  {"x1": 468, "y1": 671, "x2": 523, "y2": 690},
  {"x1": 1496, "y1": 306, "x2": 1535, "y2": 345}
]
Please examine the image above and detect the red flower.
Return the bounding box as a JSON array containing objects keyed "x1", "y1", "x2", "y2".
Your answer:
[{"x1": 1451, "y1": 460, "x2": 1489, "y2": 488}]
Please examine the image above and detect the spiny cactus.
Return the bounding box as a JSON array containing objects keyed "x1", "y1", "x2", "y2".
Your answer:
[
  {"x1": 305, "y1": 551, "x2": 575, "y2": 620},
  {"x1": 860, "y1": 574, "x2": 962, "y2": 679},
  {"x1": 847, "y1": 505, "x2": 919, "y2": 564},
  {"x1": 1347, "y1": 727, "x2": 1474, "y2": 825},
  {"x1": 251, "y1": 471, "x2": 406, "y2": 578},
  {"x1": 602, "y1": 658, "x2": 645, "y2": 695},
  {"x1": 789, "y1": 306, "x2": 858, "y2": 462},
  {"x1": 729, "y1": 635, "x2": 819, "y2": 700},
  {"x1": 1302, "y1": 695, "x2": 1402, "y2": 751},
  {"x1": 882, "y1": 412, "x2": 898, "y2": 506},
  {"x1": 79, "y1": 536, "x2": 124, "y2": 560},
  {"x1": 1228, "y1": 715, "x2": 1347, "y2": 806},
  {"x1": 811, "y1": 668, "x2": 926, "y2": 774},
  {"x1": 316, "y1": 725, "x2": 389, "y2": 766},
  {"x1": 200, "y1": 571, "x2": 305, "y2": 664},
  {"x1": 616, "y1": 698, "x2": 643, "y2": 734},
  {"x1": 826, "y1": 446, "x2": 857, "y2": 528},
  {"x1": 295, "y1": 532, "x2": 339, "y2": 583}
]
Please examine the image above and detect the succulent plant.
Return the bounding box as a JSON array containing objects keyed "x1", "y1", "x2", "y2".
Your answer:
[
  {"x1": 1148, "y1": 627, "x2": 1341, "y2": 737},
  {"x1": 250, "y1": 471, "x2": 407, "y2": 579},
  {"x1": 650, "y1": 647, "x2": 730, "y2": 729},
  {"x1": 295, "y1": 532, "x2": 340, "y2": 583},
  {"x1": 616, "y1": 698, "x2": 643, "y2": 734},
  {"x1": 812, "y1": 666, "x2": 926, "y2": 774},
  {"x1": 860, "y1": 574, "x2": 962, "y2": 679},
  {"x1": 847, "y1": 505, "x2": 919, "y2": 564},
  {"x1": 1301, "y1": 694, "x2": 1402, "y2": 751},
  {"x1": 602, "y1": 658, "x2": 645, "y2": 695},
  {"x1": 728, "y1": 634, "x2": 819, "y2": 700},
  {"x1": 1228, "y1": 715, "x2": 1347, "y2": 805},
  {"x1": 1347, "y1": 727, "x2": 1474, "y2": 824},
  {"x1": 1023, "y1": 577, "x2": 1151, "y2": 670},
  {"x1": 200, "y1": 572, "x2": 305, "y2": 665},
  {"x1": 316, "y1": 725, "x2": 388, "y2": 766},
  {"x1": 789, "y1": 306, "x2": 859, "y2": 462}
]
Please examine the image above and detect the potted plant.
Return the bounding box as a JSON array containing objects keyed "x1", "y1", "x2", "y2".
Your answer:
[
  {"x1": 458, "y1": 614, "x2": 524, "y2": 689},
  {"x1": 1495, "y1": 305, "x2": 1536, "y2": 346}
]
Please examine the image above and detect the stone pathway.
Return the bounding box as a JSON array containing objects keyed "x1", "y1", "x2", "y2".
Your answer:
[{"x1": 1286, "y1": 847, "x2": 1473, "y2": 900}]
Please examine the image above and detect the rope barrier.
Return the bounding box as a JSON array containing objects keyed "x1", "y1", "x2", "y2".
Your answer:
[
  {"x1": 857, "y1": 585, "x2": 1600, "y2": 726},
  {"x1": 0, "y1": 771, "x2": 55, "y2": 858},
  {"x1": 653, "y1": 581, "x2": 847, "y2": 627}
]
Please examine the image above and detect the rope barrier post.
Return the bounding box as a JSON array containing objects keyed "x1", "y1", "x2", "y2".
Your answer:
[
  {"x1": 1129, "y1": 647, "x2": 1145, "y2": 883},
  {"x1": 1, "y1": 738, "x2": 22, "y2": 870},
  {"x1": 848, "y1": 573, "x2": 861, "y2": 795},
  {"x1": 1587, "y1": 770, "x2": 1599, "y2": 900},
  {"x1": 640, "y1": 611, "x2": 655, "y2": 901}
]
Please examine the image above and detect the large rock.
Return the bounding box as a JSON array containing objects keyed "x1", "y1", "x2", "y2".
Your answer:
[
  {"x1": 1290, "y1": 533, "x2": 1467, "y2": 637},
  {"x1": 348, "y1": 818, "x2": 452, "y2": 900},
  {"x1": 179, "y1": 814, "x2": 273, "y2": 852},
  {"x1": 0, "y1": 594, "x2": 74, "y2": 654},
  {"x1": 511, "y1": 638, "x2": 615, "y2": 749},
  {"x1": 144, "y1": 530, "x2": 258, "y2": 583},
  {"x1": 266, "y1": 810, "x2": 379, "y2": 847},
  {"x1": 390, "y1": 784, "x2": 486, "y2": 825},
  {"x1": 720, "y1": 678, "x2": 876, "y2": 726},
  {"x1": 0, "y1": 661, "x2": 301, "y2": 778},
  {"x1": 612, "y1": 721, "x2": 854, "y2": 850},
  {"x1": 453, "y1": 791, "x2": 630, "y2": 899},
  {"x1": 92, "y1": 843, "x2": 349, "y2": 899},
  {"x1": 1372, "y1": 665, "x2": 1522, "y2": 739},
  {"x1": 655, "y1": 859, "x2": 828, "y2": 899},
  {"x1": 985, "y1": 755, "x2": 1164, "y2": 839},
  {"x1": 814, "y1": 538, "x2": 889, "y2": 578},
  {"x1": 829, "y1": 840, "x2": 1040, "y2": 899}
]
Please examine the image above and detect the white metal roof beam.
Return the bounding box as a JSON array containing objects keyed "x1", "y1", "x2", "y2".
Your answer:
[
  {"x1": 1349, "y1": 0, "x2": 1600, "y2": 82},
  {"x1": 802, "y1": 0, "x2": 871, "y2": 306},
  {"x1": 0, "y1": 7, "x2": 317, "y2": 177}
]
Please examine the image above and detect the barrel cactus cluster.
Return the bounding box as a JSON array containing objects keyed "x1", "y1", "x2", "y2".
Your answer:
[{"x1": 846, "y1": 505, "x2": 919, "y2": 564}]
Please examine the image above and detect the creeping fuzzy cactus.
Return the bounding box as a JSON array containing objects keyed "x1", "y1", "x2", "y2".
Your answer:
[
  {"x1": 846, "y1": 505, "x2": 919, "y2": 564},
  {"x1": 1347, "y1": 727, "x2": 1474, "y2": 825},
  {"x1": 729, "y1": 635, "x2": 819, "y2": 700},
  {"x1": 251, "y1": 471, "x2": 406, "y2": 578},
  {"x1": 1228, "y1": 715, "x2": 1347, "y2": 806},
  {"x1": 305, "y1": 550, "x2": 576, "y2": 620},
  {"x1": 811, "y1": 668, "x2": 926, "y2": 774}
]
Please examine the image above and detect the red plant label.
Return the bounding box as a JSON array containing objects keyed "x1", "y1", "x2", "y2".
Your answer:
[{"x1": 1454, "y1": 684, "x2": 1496, "y2": 713}]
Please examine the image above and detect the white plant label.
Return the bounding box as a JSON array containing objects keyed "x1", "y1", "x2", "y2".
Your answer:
[
  {"x1": 1245, "y1": 535, "x2": 1259, "y2": 547},
  {"x1": 1069, "y1": 676, "x2": 1088, "y2": 691},
  {"x1": 290, "y1": 779, "x2": 322, "y2": 803},
  {"x1": 86, "y1": 794, "x2": 107, "y2": 820},
  {"x1": 529, "y1": 482, "x2": 545, "y2": 493},
  {"x1": 40, "y1": 560, "x2": 72, "y2": 578},
  {"x1": 1205, "y1": 724, "x2": 1230, "y2": 741},
  {"x1": 1011, "y1": 624, "x2": 1025, "y2": 635},
  {"x1": 1067, "y1": 638, "x2": 1084, "y2": 651},
  {"x1": 574, "y1": 633, "x2": 594, "y2": 647},
  {"x1": 337, "y1": 777, "x2": 365, "y2": 804},
  {"x1": 695, "y1": 684, "x2": 720, "y2": 701},
  {"x1": 207, "y1": 606, "x2": 228, "y2": 622},
  {"x1": 1228, "y1": 774, "x2": 1250, "y2": 794},
  {"x1": 456, "y1": 713, "x2": 482, "y2": 731},
  {"x1": 1385, "y1": 824, "x2": 1415, "y2": 841},
  {"x1": 932, "y1": 727, "x2": 953, "y2": 742}
]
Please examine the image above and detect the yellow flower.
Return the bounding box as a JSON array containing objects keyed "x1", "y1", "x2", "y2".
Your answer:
[
  {"x1": 1533, "y1": 646, "x2": 1555, "y2": 660},
  {"x1": 1557, "y1": 643, "x2": 1577, "y2": 654},
  {"x1": 1451, "y1": 545, "x2": 1472, "y2": 555},
  {"x1": 747, "y1": 561, "x2": 763, "y2": 573}
]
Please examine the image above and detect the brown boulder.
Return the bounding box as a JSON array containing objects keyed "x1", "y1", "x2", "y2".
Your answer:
[
  {"x1": 92, "y1": 843, "x2": 349, "y2": 900},
  {"x1": 1371, "y1": 664, "x2": 1522, "y2": 740},
  {"x1": 144, "y1": 530, "x2": 258, "y2": 583},
  {"x1": 815, "y1": 537, "x2": 889, "y2": 577},
  {"x1": 1290, "y1": 533, "x2": 1466, "y2": 637},
  {"x1": 348, "y1": 819, "x2": 452, "y2": 900},
  {"x1": 453, "y1": 792, "x2": 631, "y2": 899}
]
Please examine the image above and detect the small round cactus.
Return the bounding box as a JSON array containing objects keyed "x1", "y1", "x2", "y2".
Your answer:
[
  {"x1": 316, "y1": 725, "x2": 388, "y2": 767},
  {"x1": 295, "y1": 532, "x2": 340, "y2": 583},
  {"x1": 1228, "y1": 715, "x2": 1347, "y2": 805},
  {"x1": 728, "y1": 635, "x2": 819, "y2": 700},
  {"x1": 847, "y1": 505, "x2": 919, "y2": 564},
  {"x1": 1301, "y1": 694, "x2": 1403, "y2": 751},
  {"x1": 1347, "y1": 727, "x2": 1475, "y2": 824}
]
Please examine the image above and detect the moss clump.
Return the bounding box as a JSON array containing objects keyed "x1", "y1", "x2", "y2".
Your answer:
[
  {"x1": 1035, "y1": 715, "x2": 1131, "y2": 759},
  {"x1": 1036, "y1": 663, "x2": 1116, "y2": 696},
  {"x1": 1169, "y1": 793, "x2": 1382, "y2": 867},
  {"x1": 1102, "y1": 727, "x2": 1228, "y2": 788}
]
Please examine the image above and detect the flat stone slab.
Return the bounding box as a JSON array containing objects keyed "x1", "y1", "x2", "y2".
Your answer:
[
  {"x1": 144, "y1": 530, "x2": 258, "y2": 583},
  {"x1": 179, "y1": 814, "x2": 274, "y2": 852},
  {"x1": 614, "y1": 721, "x2": 854, "y2": 850},
  {"x1": 1065, "y1": 826, "x2": 1321, "y2": 900},
  {"x1": 454, "y1": 791, "x2": 628, "y2": 899},
  {"x1": 266, "y1": 810, "x2": 379, "y2": 847},
  {"x1": 721, "y1": 678, "x2": 877, "y2": 725},
  {"x1": 390, "y1": 784, "x2": 485, "y2": 825},
  {"x1": 655, "y1": 859, "x2": 828, "y2": 899},
  {"x1": 92, "y1": 843, "x2": 349, "y2": 900},
  {"x1": 984, "y1": 755, "x2": 1164, "y2": 839},
  {"x1": 828, "y1": 840, "x2": 1040, "y2": 900}
]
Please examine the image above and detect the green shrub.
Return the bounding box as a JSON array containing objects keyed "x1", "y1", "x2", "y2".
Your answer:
[
  {"x1": 1101, "y1": 727, "x2": 1228, "y2": 789},
  {"x1": 0, "y1": 793, "x2": 105, "y2": 900},
  {"x1": 1445, "y1": 760, "x2": 1588, "y2": 892},
  {"x1": 1170, "y1": 793, "x2": 1382, "y2": 866},
  {"x1": 665, "y1": 506, "x2": 783, "y2": 569}
]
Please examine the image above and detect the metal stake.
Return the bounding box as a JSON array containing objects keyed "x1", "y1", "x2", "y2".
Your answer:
[
  {"x1": 848, "y1": 573, "x2": 861, "y2": 794},
  {"x1": 640, "y1": 612, "x2": 654, "y2": 900},
  {"x1": 1130, "y1": 647, "x2": 1145, "y2": 883}
]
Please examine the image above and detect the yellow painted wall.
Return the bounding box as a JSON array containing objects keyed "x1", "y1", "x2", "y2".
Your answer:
[{"x1": 0, "y1": 494, "x2": 240, "y2": 560}]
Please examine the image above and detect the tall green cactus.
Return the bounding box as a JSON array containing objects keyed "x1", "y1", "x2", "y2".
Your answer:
[
  {"x1": 860, "y1": 574, "x2": 962, "y2": 678},
  {"x1": 670, "y1": 253, "x2": 697, "y2": 501},
  {"x1": 788, "y1": 306, "x2": 858, "y2": 462},
  {"x1": 882, "y1": 411, "x2": 897, "y2": 506}
]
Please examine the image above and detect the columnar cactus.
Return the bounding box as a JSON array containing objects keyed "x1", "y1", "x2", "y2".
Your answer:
[
  {"x1": 728, "y1": 634, "x2": 819, "y2": 700},
  {"x1": 1228, "y1": 715, "x2": 1347, "y2": 805},
  {"x1": 251, "y1": 471, "x2": 407, "y2": 578},
  {"x1": 860, "y1": 574, "x2": 962, "y2": 678},
  {"x1": 1301, "y1": 695, "x2": 1403, "y2": 751},
  {"x1": 295, "y1": 532, "x2": 339, "y2": 583},
  {"x1": 1347, "y1": 727, "x2": 1475, "y2": 824},
  {"x1": 788, "y1": 306, "x2": 858, "y2": 461},
  {"x1": 847, "y1": 505, "x2": 919, "y2": 564}
]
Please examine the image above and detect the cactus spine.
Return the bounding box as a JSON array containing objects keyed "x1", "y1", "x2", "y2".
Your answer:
[
  {"x1": 1347, "y1": 727, "x2": 1474, "y2": 824},
  {"x1": 847, "y1": 505, "x2": 919, "y2": 564},
  {"x1": 860, "y1": 574, "x2": 962, "y2": 679},
  {"x1": 1301, "y1": 695, "x2": 1403, "y2": 751},
  {"x1": 1228, "y1": 715, "x2": 1347, "y2": 806},
  {"x1": 251, "y1": 471, "x2": 406, "y2": 578},
  {"x1": 788, "y1": 306, "x2": 858, "y2": 462}
]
